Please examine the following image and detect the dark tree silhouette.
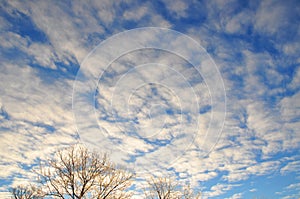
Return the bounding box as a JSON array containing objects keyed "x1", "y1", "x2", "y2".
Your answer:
[
  {"x1": 11, "y1": 146, "x2": 133, "y2": 199},
  {"x1": 36, "y1": 145, "x2": 133, "y2": 199},
  {"x1": 10, "y1": 185, "x2": 43, "y2": 199},
  {"x1": 144, "y1": 177, "x2": 201, "y2": 199},
  {"x1": 10, "y1": 145, "x2": 201, "y2": 199}
]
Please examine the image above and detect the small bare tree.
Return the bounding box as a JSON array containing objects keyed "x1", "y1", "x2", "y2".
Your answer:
[
  {"x1": 144, "y1": 177, "x2": 180, "y2": 199},
  {"x1": 181, "y1": 184, "x2": 201, "y2": 199},
  {"x1": 36, "y1": 145, "x2": 133, "y2": 199},
  {"x1": 144, "y1": 177, "x2": 201, "y2": 199},
  {"x1": 10, "y1": 185, "x2": 43, "y2": 199}
]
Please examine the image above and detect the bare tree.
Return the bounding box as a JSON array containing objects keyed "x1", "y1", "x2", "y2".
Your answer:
[
  {"x1": 10, "y1": 185, "x2": 43, "y2": 199},
  {"x1": 9, "y1": 146, "x2": 202, "y2": 199},
  {"x1": 144, "y1": 177, "x2": 179, "y2": 199},
  {"x1": 36, "y1": 145, "x2": 133, "y2": 199},
  {"x1": 181, "y1": 184, "x2": 201, "y2": 199},
  {"x1": 144, "y1": 177, "x2": 201, "y2": 199}
]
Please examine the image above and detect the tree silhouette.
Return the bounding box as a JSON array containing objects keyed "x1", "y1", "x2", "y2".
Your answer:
[
  {"x1": 10, "y1": 145, "x2": 201, "y2": 199},
  {"x1": 10, "y1": 145, "x2": 134, "y2": 199},
  {"x1": 10, "y1": 185, "x2": 43, "y2": 199},
  {"x1": 144, "y1": 177, "x2": 201, "y2": 199}
]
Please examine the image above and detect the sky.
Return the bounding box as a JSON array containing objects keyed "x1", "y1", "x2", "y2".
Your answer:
[{"x1": 0, "y1": 0, "x2": 300, "y2": 198}]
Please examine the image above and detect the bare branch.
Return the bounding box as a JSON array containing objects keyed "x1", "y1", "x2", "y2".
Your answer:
[
  {"x1": 10, "y1": 185, "x2": 43, "y2": 199},
  {"x1": 35, "y1": 145, "x2": 133, "y2": 199},
  {"x1": 144, "y1": 176, "x2": 201, "y2": 199}
]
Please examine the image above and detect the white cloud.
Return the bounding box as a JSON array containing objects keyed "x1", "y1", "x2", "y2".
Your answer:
[
  {"x1": 162, "y1": 0, "x2": 189, "y2": 18},
  {"x1": 27, "y1": 43, "x2": 57, "y2": 69},
  {"x1": 1, "y1": 0, "x2": 300, "y2": 198},
  {"x1": 254, "y1": 0, "x2": 294, "y2": 35},
  {"x1": 286, "y1": 182, "x2": 300, "y2": 190},
  {"x1": 224, "y1": 8, "x2": 253, "y2": 34},
  {"x1": 280, "y1": 161, "x2": 300, "y2": 175},
  {"x1": 280, "y1": 92, "x2": 300, "y2": 122},
  {"x1": 0, "y1": 60, "x2": 77, "y2": 187},
  {"x1": 288, "y1": 67, "x2": 300, "y2": 91},
  {"x1": 278, "y1": 182, "x2": 300, "y2": 199},
  {"x1": 225, "y1": 192, "x2": 243, "y2": 199},
  {"x1": 282, "y1": 195, "x2": 300, "y2": 199},
  {"x1": 0, "y1": 31, "x2": 29, "y2": 49},
  {"x1": 246, "y1": 161, "x2": 280, "y2": 176},
  {"x1": 204, "y1": 183, "x2": 240, "y2": 198},
  {"x1": 123, "y1": 6, "x2": 148, "y2": 21}
]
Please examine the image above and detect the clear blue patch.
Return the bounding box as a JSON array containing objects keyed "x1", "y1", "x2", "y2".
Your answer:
[
  {"x1": 139, "y1": 136, "x2": 173, "y2": 149},
  {"x1": 0, "y1": 178, "x2": 11, "y2": 187},
  {"x1": 29, "y1": 60, "x2": 80, "y2": 84},
  {"x1": 34, "y1": 122, "x2": 56, "y2": 133},
  {"x1": 0, "y1": 106, "x2": 10, "y2": 120},
  {"x1": 54, "y1": 60, "x2": 80, "y2": 78},
  {"x1": 165, "y1": 108, "x2": 174, "y2": 115},
  {"x1": 199, "y1": 105, "x2": 211, "y2": 114},
  {"x1": 244, "y1": 172, "x2": 299, "y2": 199},
  {"x1": 0, "y1": 5, "x2": 48, "y2": 43}
]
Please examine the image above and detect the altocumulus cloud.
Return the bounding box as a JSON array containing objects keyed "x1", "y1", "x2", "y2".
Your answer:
[{"x1": 0, "y1": 0, "x2": 300, "y2": 198}]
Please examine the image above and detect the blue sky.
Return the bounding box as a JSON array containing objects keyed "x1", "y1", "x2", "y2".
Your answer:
[{"x1": 0, "y1": 0, "x2": 300, "y2": 198}]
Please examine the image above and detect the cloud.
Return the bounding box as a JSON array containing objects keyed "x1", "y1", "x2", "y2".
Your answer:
[
  {"x1": 224, "y1": 9, "x2": 253, "y2": 34},
  {"x1": 280, "y1": 161, "x2": 300, "y2": 175},
  {"x1": 0, "y1": 60, "x2": 77, "y2": 191},
  {"x1": 254, "y1": 0, "x2": 299, "y2": 36},
  {"x1": 288, "y1": 67, "x2": 300, "y2": 91},
  {"x1": 286, "y1": 182, "x2": 300, "y2": 190},
  {"x1": 204, "y1": 183, "x2": 241, "y2": 198},
  {"x1": 162, "y1": 0, "x2": 189, "y2": 18},
  {"x1": 225, "y1": 192, "x2": 243, "y2": 199},
  {"x1": 280, "y1": 92, "x2": 300, "y2": 122},
  {"x1": 0, "y1": 0, "x2": 300, "y2": 198},
  {"x1": 123, "y1": 5, "x2": 148, "y2": 21},
  {"x1": 276, "y1": 182, "x2": 300, "y2": 199}
]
